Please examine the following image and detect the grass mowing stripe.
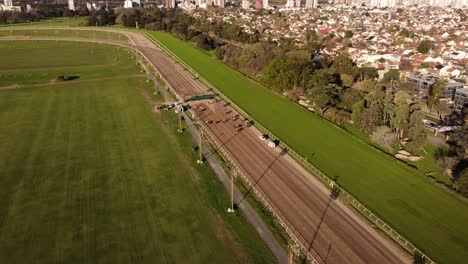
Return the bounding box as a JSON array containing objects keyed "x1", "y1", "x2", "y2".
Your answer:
[{"x1": 143, "y1": 30, "x2": 468, "y2": 263}]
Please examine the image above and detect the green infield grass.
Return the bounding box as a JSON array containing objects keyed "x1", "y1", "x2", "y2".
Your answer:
[
  {"x1": 0, "y1": 41, "x2": 274, "y2": 263},
  {"x1": 143, "y1": 30, "x2": 468, "y2": 264},
  {"x1": 0, "y1": 41, "x2": 138, "y2": 86},
  {"x1": 0, "y1": 17, "x2": 87, "y2": 28},
  {"x1": 0, "y1": 28, "x2": 128, "y2": 41}
]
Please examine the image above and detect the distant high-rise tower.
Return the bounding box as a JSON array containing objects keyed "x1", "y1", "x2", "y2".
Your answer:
[
  {"x1": 166, "y1": 0, "x2": 176, "y2": 8},
  {"x1": 306, "y1": 0, "x2": 317, "y2": 8},
  {"x1": 242, "y1": 0, "x2": 250, "y2": 9},
  {"x1": 262, "y1": 0, "x2": 269, "y2": 8},
  {"x1": 68, "y1": 0, "x2": 75, "y2": 10},
  {"x1": 255, "y1": 0, "x2": 262, "y2": 8},
  {"x1": 295, "y1": 0, "x2": 301, "y2": 7}
]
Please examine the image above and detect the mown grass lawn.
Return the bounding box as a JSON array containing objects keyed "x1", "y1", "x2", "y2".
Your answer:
[
  {"x1": 0, "y1": 17, "x2": 87, "y2": 28},
  {"x1": 0, "y1": 28, "x2": 128, "y2": 41},
  {"x1": 0, "y1": 41, "x2": 274, "y2": 264},
  {"x1": 0, "y1": 41, "x2": 138, "y2": 86},
  {"x1": 144, "y1": 30, "x2": 468, "y2": 264}
]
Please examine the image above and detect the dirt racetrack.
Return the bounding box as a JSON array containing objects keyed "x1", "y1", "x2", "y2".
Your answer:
[
  {"x1": 1, "y1": 28, "x2": 409, "y2": 263},
  {"x1": 120, "y1": 29, "x2": 409, "y2": 264},
  {"x1": 187, "y1": 100, "x2": 408, "y2": 264}
]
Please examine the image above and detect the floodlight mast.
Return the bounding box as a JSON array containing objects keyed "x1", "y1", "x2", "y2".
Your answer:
[
  {"x1": 227, "y1": 171, "x2": 235, "y2": 213},
  {"x1": 178, "y1": 112, "x2": 183, "y2": 133},
  {"x1": 197, "y1": 126, "x2": 203, "y2": 164}
]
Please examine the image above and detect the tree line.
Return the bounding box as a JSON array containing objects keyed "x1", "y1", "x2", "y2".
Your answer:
[
  {"x1": 90, "y1": 7, "x2": 468, "y2": 196},
  {"x1": 96, "y1": 7, "x2": 427, "y2": 152},
  {"x1": 0, "y1": 4, "x2": 91, "y2": 24}
]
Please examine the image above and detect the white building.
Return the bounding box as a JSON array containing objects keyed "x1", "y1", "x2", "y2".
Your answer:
[
  {"x1": 124, "y1": 0, "x2": 141, "y2": 8},
  {"x1": 306, "y1": 0, "x2": 318, "y2": 8},
  {"x1": 68, "y1": 0, "x2": 75, "y2": 10},
  {"x1": 166, "y1": 0, "x2": 176, "y2": 8},
  {"x1": 285, "y1": 0, "x2": 296, "y2": 7},
  {"x1": 242, "y1": 0, "x2": 250, "y2": 9},
  {"x1": 262, "y1": 0, "x2": 269, "y2": 8},
  {"x1": 0, "y1": 0, "x2": 21, "y2": 11}
]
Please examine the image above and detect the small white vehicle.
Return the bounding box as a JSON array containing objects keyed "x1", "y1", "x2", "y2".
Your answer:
[
  {"x1": 259, "y1": 134, "x2": 268, "y2": 141},
  {"x1": 268, "y1": 141, "x2": 277, "y2": 148}
]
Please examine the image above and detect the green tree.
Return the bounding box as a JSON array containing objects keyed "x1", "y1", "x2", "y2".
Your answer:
[
  {"x1": 391, "y1": 96, "x2": 410, "y2": 139},
  {"x1": 400, "y1": 27, "x2": 411, "y2": 38},
  {"x1": 261, "y1": 59, "x2": 297, "y2": 92},
  {"x1": 427, "y1": 80, "x2": 446, "y2": 113},
  {"x1": 344, "y1": 30, "x2": 354, "y2": 38},
  {"x1": 340, "y1": 74, "x2": 354, "y2": 87},
  {"x1": 340, "y1": 88, "x2": 363, "y2": 111},
  {"x1": 214, "y1": 46, "x2": 225, "y2": 60},
  {"x1": 307, "y1": 69, "x2": 336, "y2": 90},
  {"x1": 309, "y1": 84, "x2": 342, "y2": 115},
  {"x1": 449, "y1": 123, "x2": 468, "y2": 159},
  {"x1": 357, "y1": 66, "x2": 378, "y2": 81},
  {"x1": 417, "y1": 40, "x2": 433, "y2": 54},
  {"x1": 383, "y1": 69, "x2": 400, "y2": 83},
  {"x1": 351, "y1": 100, "x2": 365, "y2": 125},
  {"x1": 457, "y1": 168, "x2": 468, "y2": 198},
  {"x1": 406, "y1": 103, "x2": 426, "y2": 151},
  {"x1": 330, "y1": 52, "x2": 355, "y2": 76}
]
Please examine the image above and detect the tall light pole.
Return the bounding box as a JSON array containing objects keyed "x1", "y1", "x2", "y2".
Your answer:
[
  {"x1": 197, "y1": 126, "x2": 203, "y2": 164},
  {"x1": 177, "y1": 111, "x2": 183, "y2": 133},
  {"x1": 288, "y1": 242, "x2": 299, "y2": 264},
  {"x1": 227, "y1": 170, "x2": 235, "y2": 213}
]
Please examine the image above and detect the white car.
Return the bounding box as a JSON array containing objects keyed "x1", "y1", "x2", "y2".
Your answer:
[
  {"x1": 259, "y1": 134, "x2": 268, "y2": 141},
  {"x1": 268, "y1": 141, "x2": 277, "y2": 148}
]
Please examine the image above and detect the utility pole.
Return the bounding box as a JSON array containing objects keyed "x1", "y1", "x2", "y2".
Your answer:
[
  {"x1": 197, "y1": 126, "x2": 203, "y2": 164},
  {"x1": 177, "y1": 112, "x2": 183, "y2": 133},
  {"x1": 227, "y1": 170, "x2": 235, "y2": 213},
  {"x1": 288, "y1": 242, "x2": 299, "y2": 264}
]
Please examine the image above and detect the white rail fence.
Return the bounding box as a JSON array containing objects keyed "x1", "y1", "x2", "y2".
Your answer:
[{"x1": 143, "y1": 32, "x2": 435, "y2": 264}]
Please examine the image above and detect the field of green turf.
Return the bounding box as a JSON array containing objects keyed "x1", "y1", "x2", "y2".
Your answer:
[
  {"x1": 0, "y1": 41, "x2": 274, "y2": 263},
  {"x1": 143, "y1": 30, "x2": 468, "y2": 263},
  {"x1": 0, "y1": 17, "x2": 87, "y2": 28},
  {"x1": 0, "y1": 28, "x2": 128, "y2": 41},
  {"x1": 0, "y1": 41, "x2": 138, "y2": 86}
]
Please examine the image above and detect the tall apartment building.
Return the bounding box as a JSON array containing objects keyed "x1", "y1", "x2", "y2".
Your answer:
[
  {"x1": 306, "y1": 0, "x2": 318, "y2": 8},
  {"x1": 166, "y1": 0, "x2": 176, "y2": 8},
  {"x1": 255, "y1": 0, "x2": 262, "y2": 9},
  {"x1": 68, "y1": 0, "x2": 75, "y2": 10}
]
